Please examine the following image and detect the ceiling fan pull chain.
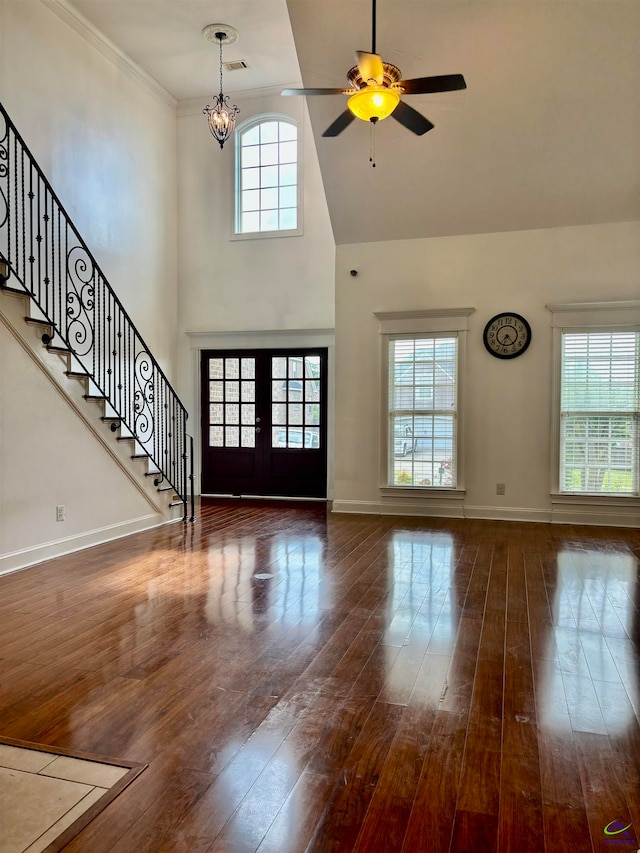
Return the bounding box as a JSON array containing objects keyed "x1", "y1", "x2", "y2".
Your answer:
[{"x1": 369, "y1": 118, "x2": 377, "y2": 167}]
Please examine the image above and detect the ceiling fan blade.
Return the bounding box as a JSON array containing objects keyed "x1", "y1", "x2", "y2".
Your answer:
[
  {"x1": 397, "y1": 74, "x2": 467, "y2": 95},
  {"x1": 322, "y1": 110, "x2": 356, "y2": 137},
  {"x1": 391, "y1": 100, "x2": 434, "y2": 135},
  {"x1": 282, "y1": 87, "x2": 352, "y2": 96},
  {"x1": 357, "y1": 51, "x2": 384, "y2": 85}
]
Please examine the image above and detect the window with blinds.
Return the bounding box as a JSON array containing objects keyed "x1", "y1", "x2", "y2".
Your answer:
[
  {"x1": 560, "y1": 330, "x2": 639, "y2": 494},
  {"x1": 388, "y1": 336, "x2": 457, "y2": 488}
]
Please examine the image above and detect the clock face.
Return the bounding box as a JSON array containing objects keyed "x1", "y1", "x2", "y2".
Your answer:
[{"x1": 483, "y1": 312, "x2": 531, "y2": 359}]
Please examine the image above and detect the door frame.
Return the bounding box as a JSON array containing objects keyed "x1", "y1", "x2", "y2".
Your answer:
[{"x1": 185, "y1": 328, "x2": 335, "y2": 500}]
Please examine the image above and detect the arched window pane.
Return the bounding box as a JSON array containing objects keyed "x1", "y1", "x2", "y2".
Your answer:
[
  {"x1": 242, "y1": 126, "x2": 260, "y2": 146},
  {"x1": 279, "y1": 208, "x2": 297, "y2": 230},
  {"x1": 260, "y1": 122, "x2": 280, "y2": 143},
  {"x1": 236, "y1": 118, "x2": 299, "y2": 235},
  {"x1": 261, "y1": 209, "x2": 279, "y2": 231},
  {"x1": 242, "y1": 145, "x2": 259, "y2": 168},
  {"x1": 279, "y1": 122, "x2": 297, "y2": 142},
  {"x1": 243, "y1": 168, "x2": 259, "y2": 190}
]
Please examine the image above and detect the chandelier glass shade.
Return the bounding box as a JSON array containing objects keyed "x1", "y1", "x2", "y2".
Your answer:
[
  {"x1": 347, "y1": 85, "x2": 400, "y2": 122},
  {"x1": 204, "y1": 93, "x2": 240, "y2": 149},
  {"x1": 203, "y1": 29, "x2": 240, "y2": 150}
]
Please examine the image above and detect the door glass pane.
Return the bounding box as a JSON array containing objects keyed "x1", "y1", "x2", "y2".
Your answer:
[
  {"x1": 304, "y1": 403, "x2": 319, "y2": 426},
  {"x1": 305, "y1": 379, "x2": 320, "y2": 402},
  {"x1": 272, "y1": 357, "x2": 286, "y2": 377},
  {"x1": 209, "y1": 426, "x2": 223, "y2": 447},
  {"x1": 241, "y1": 358, "x2": 255, "y2": 379},
  {"x1": 289, "y1": 404, "x2": 303, "y2": 425},
  {"x1": 241, "y1": 381, "x2": 255, "y2": 402},
  {"x1": 209, "y1": 358, "x2": 224, "y2": 379},
  {"x1": 209, "y1": 381, "x2": 223, "y2": 402},
  {"x1": 305, "y1": 427, "x2": 320, "y2": 448},
  {"x1": 226, "y1": 381, "x2": 240, "y2": 402},
  {"x1": 225, "y1": 359, "x2": 240, "y2": 379},
  {"x1": 288, "y1": 356, "x2": 303, "y2": 378},
  {"x1": 241, "y1": 404, "x2": 255, "y2": 424},
  {"x1": 289, "y1": 427, "x2": 303, "y2": 448},
  {"x1": 288, "y1": 380, "x2": 303, "y2": 401},
  {"x1": 225, "y1": 404, "x2": 239, "y2": 424},
  {"x1": 272, "y1": 427, "x2": 287, "y2": 447},
  {"x1": 210, "y1": 404, "x2": 223, "y2": 423},
  {"x1": 305, "y1": 355, "x2": 320, "y2": 378},
  {"x1": 272, "y1": 403, "x2": 287, "y2": 425},
  {"x1": 241, "y1": 427, "x2": 255, "y2": 448},
  {"x1": 225, "y1": 426, "x2": 239, "y2": 447},
  {"x1": 272, "y1": 380, "x2": 286, "y2": 402}
]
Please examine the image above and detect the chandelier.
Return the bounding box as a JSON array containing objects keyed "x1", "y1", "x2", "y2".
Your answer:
[{"x1": 202, "y1": 24, "x2": 240, "y2": 150}]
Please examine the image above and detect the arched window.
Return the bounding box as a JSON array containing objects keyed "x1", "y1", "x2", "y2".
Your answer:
[{"x1": 235, "y1": 116, "x2": 300, "y2": 236}]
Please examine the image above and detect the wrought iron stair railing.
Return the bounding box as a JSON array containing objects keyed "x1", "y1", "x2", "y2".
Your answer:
[{"x1": 0, "y1": 102, "x2": 194, "y2": 521}]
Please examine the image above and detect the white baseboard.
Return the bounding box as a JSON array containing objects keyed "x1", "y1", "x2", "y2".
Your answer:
[
  {"x1": 332, "y1": 499, "x2": 465, "y2": 518},
  {"x1": 332, "y1": 500, "x2": 637, "y2": 528},
  {"x1": 0, "y1": 513, "x2": 175, "y2": 577},
  {"x1": 463, "y1": 505, "x2": 552, "y2": 523},
  {"x1": 551, "y1": 507, "x2": 640, "y2": 527}
]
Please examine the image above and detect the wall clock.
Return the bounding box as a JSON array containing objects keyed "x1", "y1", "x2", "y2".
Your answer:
[{"x1": 483, "y1": 312, "x2": 532, "y2": 359}]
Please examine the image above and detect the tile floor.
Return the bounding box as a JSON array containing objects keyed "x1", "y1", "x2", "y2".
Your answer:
[{"x1": 0, "y1": 743, "x2": 136, "y2": 853}]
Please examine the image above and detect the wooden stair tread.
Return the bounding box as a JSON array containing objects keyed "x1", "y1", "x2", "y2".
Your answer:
[{"x1": 25, "y1": 317, "x2": 52, "y2": 327}]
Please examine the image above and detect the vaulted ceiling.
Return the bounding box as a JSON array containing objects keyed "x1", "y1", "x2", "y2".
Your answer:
[{"x1": 69, "y1": 0, "x2": 640, "y2": 245}]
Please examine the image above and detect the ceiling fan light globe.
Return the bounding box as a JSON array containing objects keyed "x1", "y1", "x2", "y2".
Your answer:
[{"x1": 347, "y1": 86, "x2": 400, "y2": 122}]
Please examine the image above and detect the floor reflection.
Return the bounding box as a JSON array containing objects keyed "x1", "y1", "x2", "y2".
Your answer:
[
  {"x1": 538, "y1": 546, "x2": 639, "y2": 735},
  {"x1": 204, "y1": 533, "x2": 325, "y2": 629}
]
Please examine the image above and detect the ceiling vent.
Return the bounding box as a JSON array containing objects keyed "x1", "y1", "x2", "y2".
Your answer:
[{"x1": 223, "y1": 60, "x2": 249, "y2": 72}]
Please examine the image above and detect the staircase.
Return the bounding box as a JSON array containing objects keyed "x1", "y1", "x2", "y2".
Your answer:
[{"x1": 0, "y1": 102, "x2": 194, "y2": 522}]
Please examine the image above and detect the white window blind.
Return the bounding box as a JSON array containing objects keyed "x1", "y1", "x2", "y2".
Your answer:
[
  {"x1": 560, "y1": 331, "x2": 639, "y2": 494},
  {"x1": 388, "y1": 336, "x2": 457, "y2": 488}
]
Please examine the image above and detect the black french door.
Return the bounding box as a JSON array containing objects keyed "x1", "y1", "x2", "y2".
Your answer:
[{"x1": 201, "y1": 348, "x2": 328, "y2": 498}]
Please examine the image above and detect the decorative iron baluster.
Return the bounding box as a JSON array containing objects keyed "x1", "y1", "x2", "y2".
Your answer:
[{"x1": 0, "y1": 101, "x2": 193, "y2": 519}]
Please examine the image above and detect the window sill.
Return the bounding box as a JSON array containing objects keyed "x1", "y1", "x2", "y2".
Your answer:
[
  {"x1": 551, "y1": 492, "x2": 640, "y2": 504},
  {"x1": 230, "y1": 227, "x2": 303, "y2": 242}
]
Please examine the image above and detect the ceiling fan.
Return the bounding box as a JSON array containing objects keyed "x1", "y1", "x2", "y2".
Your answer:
[{"x1": 281, "y1": 0, "x2": 466, "y2": 138}]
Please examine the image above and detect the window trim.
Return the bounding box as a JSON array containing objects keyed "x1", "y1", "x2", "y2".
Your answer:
[
  {"x1": 231, "y1": 113, "x2": 303, "y2": 241},
  {"x1": 375, "y1": 308, "x2": 473, "y2": 496},
  {"x1": 548, "y1": 301, "x2": 640, "y2": 501}
]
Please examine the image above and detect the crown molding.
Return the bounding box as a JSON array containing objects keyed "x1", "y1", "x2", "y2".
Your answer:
[
  {"x1": 185, "y1": 327, "x2": 334, "y2": 338},
  {"x1": 546, "y1": 300, "x2": 640, "y2": 313},
  {"x1": 40, "y1": 0, "x2": 177, "y2": 110},
  {"x1": 178, "y1": 82, "x2": 303, "y2": 117},
  {"x1": 546, "y1": 300, "x2": 640, "y2": 327},
  {"x1": 374, "y1": 308, "x2": 475, "y2": 321}
]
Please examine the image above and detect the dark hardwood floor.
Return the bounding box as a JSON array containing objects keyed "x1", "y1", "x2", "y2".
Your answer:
[{"x1": 2, "y1": 500, "x2": 640, "y2": 852}]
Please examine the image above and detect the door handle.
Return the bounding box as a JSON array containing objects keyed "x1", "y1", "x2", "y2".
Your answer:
[{"x1": 255, "y1": 426, "x2": 262, "y2": 433}]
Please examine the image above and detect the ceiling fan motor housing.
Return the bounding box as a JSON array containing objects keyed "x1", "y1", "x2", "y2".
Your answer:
[{"x1": 347, "y1": 62, "x2": 402, "y2": 90}]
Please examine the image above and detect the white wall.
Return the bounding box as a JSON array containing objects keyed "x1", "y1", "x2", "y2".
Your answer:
[
  {"x1": 176, "y1": 90, "x2": 336, "y2": 493},
  {"x1": 0, "y1": 0, "x2": 178, "y2": 373},
  {"x1": 0, "y1": 0, "x2": 179, "y2": 570},
  {"x1": 334, "y1": 221, "x2": 640, "y2": 523},
  {"x1": 177, "y1": 91, "x2": 334, "y2": 335},
  {"x1": 0, "y1": 317, "x2": 161, "y2": 573}
]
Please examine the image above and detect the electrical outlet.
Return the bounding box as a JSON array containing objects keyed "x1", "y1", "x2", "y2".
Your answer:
[
  {"x1": 496, "y1": 483, "x2": 506, "y2": 496},
  {"x1": 56, "y1": 504, "x2": 65, "y2": 522}
]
